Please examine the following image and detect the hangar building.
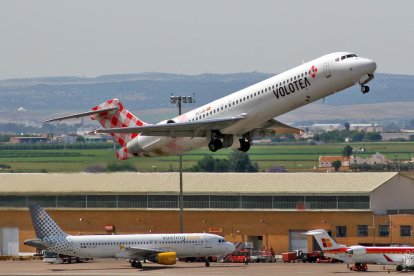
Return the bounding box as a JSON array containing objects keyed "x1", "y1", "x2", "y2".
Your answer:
[{"x1": 0, "y1": 172, "x2": 414, "y2": 255}]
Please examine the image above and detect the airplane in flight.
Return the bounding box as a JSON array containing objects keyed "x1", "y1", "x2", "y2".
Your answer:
[
  {"x1": 46, "y1": 52, "x2": 376, "y2": 159},
  {"x1": 24, "y1": 204, "x2": 235, "y2": 269},
  {"x1": 306, "y1": 229, "x2": 414, "y2": 271}
]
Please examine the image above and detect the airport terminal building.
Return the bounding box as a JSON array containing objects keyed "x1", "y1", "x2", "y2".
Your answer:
[{"x1": 1, "y1": 172, "x2": 414, "y2": 255}]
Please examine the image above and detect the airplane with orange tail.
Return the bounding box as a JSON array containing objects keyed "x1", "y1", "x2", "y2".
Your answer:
[
  {"x1": 46, "y1": 52, "x2": 376, "y2": 159},
  {"x1": 306, "y1": 229, "x2": 414, "y2": 271}
]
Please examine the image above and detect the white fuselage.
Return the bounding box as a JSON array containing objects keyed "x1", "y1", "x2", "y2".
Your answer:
[
  {"x1": 325, "y1": 247, "x2": 414, "y2": 265},
  {"x1": 51, "y1": 233, "x2": 234, "y2": 259},
  {"x1": 125, "y1": 52, "x2": 376, "y2": 156}
]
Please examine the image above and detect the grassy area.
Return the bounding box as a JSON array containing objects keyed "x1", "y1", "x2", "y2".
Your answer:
[{"x1": 0, "y1": 142, "x2": 413, "y2": 173}]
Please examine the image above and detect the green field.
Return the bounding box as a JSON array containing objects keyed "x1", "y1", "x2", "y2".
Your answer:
[{"x1": 1, "y1": 142, "x2": 413, "y2": 173}]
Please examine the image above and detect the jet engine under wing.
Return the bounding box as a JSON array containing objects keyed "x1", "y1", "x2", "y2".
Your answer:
[
  {"x1": 119, "y1": 245, "x2": 167, "y2": 259},
  {"x1": 95, "y1": 115, "x2": 246, "y2": 137}
]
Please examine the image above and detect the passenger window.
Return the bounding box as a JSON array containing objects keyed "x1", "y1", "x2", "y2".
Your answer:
[
  {"x1": 341, "y1": 56, "x2": 346, "y2": 60},
  {"x1": 335, "y1": 58, "x2": 339, "y2": 62},
  {"x1": 254, "y1": 93, "x2": 256, "y2": 96}
]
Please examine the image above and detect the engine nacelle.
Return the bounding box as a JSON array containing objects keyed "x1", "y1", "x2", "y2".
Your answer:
[
  {"x1": 150, "y1": 252, "x2": 177, "y2": 265},
  {"x1": 346, "y1": 245, "x2": 367, "y2": 255}
]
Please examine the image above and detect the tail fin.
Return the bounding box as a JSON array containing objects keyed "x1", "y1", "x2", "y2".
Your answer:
[
  {"x1": 91, "y1": 98, "x2": 147, "y2": 147},
  {"x1": 305, "y1": 229, "x2": 345, "y2": 251},
  {"x1": 28, "y1": 203, "x2": 67, "y2": 239}
]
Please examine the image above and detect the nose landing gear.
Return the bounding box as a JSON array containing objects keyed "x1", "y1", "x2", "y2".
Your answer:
[{"x1": 361, "y1": 85, "x2": 370, "y2": 94}]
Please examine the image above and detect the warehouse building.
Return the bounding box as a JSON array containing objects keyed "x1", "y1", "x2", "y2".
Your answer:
[{"x1": 0, "y1": 172, "x2": 414, "y2": 255}]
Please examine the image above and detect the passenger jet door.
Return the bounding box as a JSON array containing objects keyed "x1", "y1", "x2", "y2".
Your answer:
[
  {"x1": 204, "y1": 237, "x2": 212, "y2": 248},
  {"x1": 323, "y1": 62, "x2": 331, "y2": 78}
]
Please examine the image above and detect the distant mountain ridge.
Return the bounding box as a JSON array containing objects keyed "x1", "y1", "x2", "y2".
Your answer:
[{"x1": 0, "y1": 72, "x2": 413, "y2": 123}]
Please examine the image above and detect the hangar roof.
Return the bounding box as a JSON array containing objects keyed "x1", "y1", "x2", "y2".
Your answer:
[{"x1": 0, "y1": 172, "x2": 400, "y2": 195}]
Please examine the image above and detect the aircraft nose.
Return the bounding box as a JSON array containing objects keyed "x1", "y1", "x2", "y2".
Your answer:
[
  {"x1": 227, "y1": 242, "x2": 236, "y2": 253},
  {"x1": 359, "y1": 58, "x2": 377, "y2": 74}
]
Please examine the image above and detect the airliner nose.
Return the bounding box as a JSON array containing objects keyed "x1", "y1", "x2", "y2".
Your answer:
[
  {"x1": 227, "y1": 242, "x2": 236, "y2": 253},
  {"x1": 359, "y1": 58, "x2": 377, "y2": 74}
]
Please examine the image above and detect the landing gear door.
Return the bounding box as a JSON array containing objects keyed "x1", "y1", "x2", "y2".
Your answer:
[{"x1": 323, "y1": 62, "x2": 331, "y2": 78}]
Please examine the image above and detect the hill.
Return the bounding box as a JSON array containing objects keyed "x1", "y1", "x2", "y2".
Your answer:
[{"x1": 0, "y1": 72, "x2": 413, "y2": 123}]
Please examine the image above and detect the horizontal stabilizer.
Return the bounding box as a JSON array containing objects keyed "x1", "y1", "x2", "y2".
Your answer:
[
  {"x1": 24, "y1": 238, "x2": 55, "y2": 250},
  {"x1": 44, "y1": 107, "x2": 118, "y2": 123}
]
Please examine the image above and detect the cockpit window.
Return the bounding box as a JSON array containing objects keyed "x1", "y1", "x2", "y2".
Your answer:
[{"x1": 338, "y1": 54, "x2": 358, "y2": 61}]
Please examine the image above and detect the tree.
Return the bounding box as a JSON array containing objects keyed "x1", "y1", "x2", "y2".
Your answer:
[
  {"x1": 364, "y1": 132, "x2": 382, "y2": 141},
  {"x1": 227, "y1": 151, "x2": 259, "y2": 172},
  {"x1": 344, "y1": 122, "x2": 350, "y2": 132},
  {"x1": 351, "y1": 132, "x2": 365, "y2": 142},
  {"x1": 106, "y1": 162, "x2": 137, "y2": 172},
  {"x1": 331, "y1": 160, "x2": 342, "y2": 172},
  {"x1": 76, "y1": 135, "x2": 85, "y2": 143},
  {"x1": 187, "y1": 155, "x2": 229, "y2": 172},
  {"x1": 342, "y1": 145, "x2": 353, "y2": 158}
]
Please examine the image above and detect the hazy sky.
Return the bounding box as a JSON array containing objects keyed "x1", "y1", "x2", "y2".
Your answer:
[{"x1": 1, "y1": 0, "x2": 413, "y2": 79}]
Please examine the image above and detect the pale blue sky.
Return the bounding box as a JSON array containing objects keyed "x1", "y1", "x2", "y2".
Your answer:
[{"x1": 1, "y1": 0, "x2": 413, "y2": 79}]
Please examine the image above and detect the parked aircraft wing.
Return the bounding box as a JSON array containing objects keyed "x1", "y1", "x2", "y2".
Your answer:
[
  {"x1": 44, "y1": 107, "x2": 118, "y2": 123},
  {"x1": 95, "y1": 115, "x2": 246, "y2": 137},
  {"x1": 119, "y1": 245, "x2": 166, "y2": 259}
]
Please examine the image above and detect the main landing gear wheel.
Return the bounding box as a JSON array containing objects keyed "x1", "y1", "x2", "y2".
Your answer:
[
  {"x1": 361, "y1": 85, "x2": 370, "y2": 94},
  {"x1": 131, "y1": 260, "x2": 142, "y2": 268},
  {"x1": 238, "y1": 139, "x2": 250, "y2": 152},
  {"x1": 208, "y1": 139, "x2": 223, "y2": 152}
]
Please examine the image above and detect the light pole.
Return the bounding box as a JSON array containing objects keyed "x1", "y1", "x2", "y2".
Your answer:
[{"x1": 170, "y1": 95, "x2": 195, "y2": 233}]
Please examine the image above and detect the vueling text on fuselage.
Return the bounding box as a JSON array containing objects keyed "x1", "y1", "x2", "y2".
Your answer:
[{"x1": 272, "y1": 77, "x2": 311, "y2": 99}]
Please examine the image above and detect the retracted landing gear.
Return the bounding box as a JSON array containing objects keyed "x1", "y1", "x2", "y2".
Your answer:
[
  {"x1": 130, "y1": 260, "x2": 142, "y2": 268},
  {"x1": 361, "y1": 85, "x2": 370, "y2": 94}
]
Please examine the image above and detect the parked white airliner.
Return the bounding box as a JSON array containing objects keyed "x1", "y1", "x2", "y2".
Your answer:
[
  {"x1": 24, "y1": 204, "x2": 235, "y2": 269},
  {"x1": 46, "y1": 52, "x2": 376, "y2": 159},
  {"x1": 307, "y1": 229, "x2": 413, "y2": 271}
]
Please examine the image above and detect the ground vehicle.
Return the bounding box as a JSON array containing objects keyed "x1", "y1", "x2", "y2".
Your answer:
[
  {"x1": 42, "y1": 251, "x2": 91, "y2": 264},
  {"x1": 250, "y1": 250, "x2": 276, "y2": 263}
]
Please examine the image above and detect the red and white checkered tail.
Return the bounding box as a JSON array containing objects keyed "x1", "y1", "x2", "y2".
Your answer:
[{"x1": 90, "y1": 98, "x2": 146, "y2": 147}]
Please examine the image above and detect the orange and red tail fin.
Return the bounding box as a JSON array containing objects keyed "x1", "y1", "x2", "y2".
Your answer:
[{"x1": 91, "y1": 98, "x2": 146, "y2": 148}]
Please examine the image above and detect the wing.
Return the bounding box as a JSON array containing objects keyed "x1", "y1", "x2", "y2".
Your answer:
[
  {"x1": 251, "y1": 119, "x2": 303, "y2": 138},
  {"x1": 258, "y1": 119, "x2": 303, "y2": 134},
  {"x1": 120, "y1": 245, "x2": 167, "y2": 259},
  {"x1": 95, "y1": 115, "x2": 246, "y2": 137}
]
